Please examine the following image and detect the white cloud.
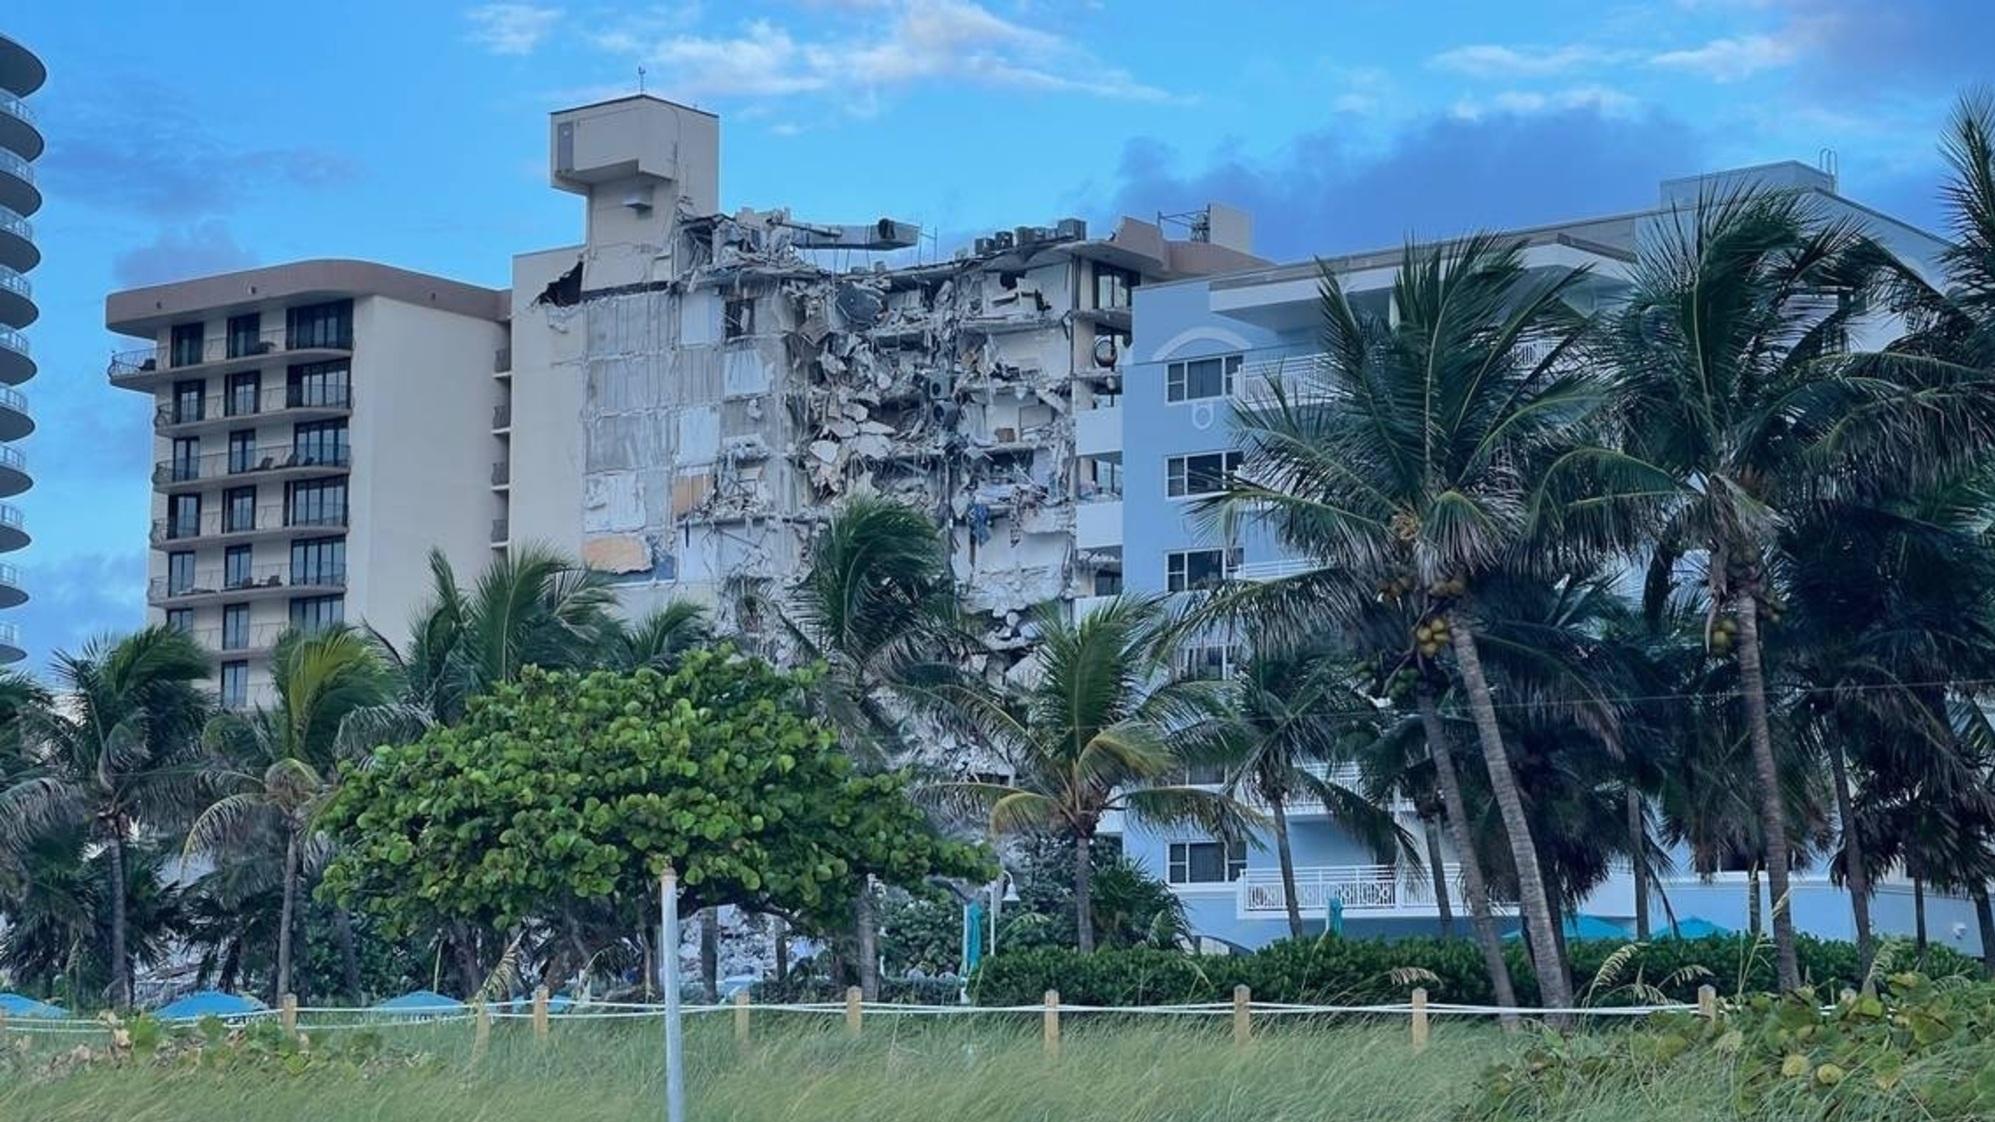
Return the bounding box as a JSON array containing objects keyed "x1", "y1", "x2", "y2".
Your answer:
[
  {"x1": 467, "y1": 3, "x2": 562, "y2": 56},
  {"x1": 591, "y1": 0, "x2": 1171, "y2": 107},
  {"x1": 1450, "y1": 85, "x2": 1637, "y2": 121},
  {"x1": 1649, "y1": 34, "x2": 1797, "y2": 81},
  {"x1": 1429, "y1": 43, "x2": 1621, "y2": 78}
]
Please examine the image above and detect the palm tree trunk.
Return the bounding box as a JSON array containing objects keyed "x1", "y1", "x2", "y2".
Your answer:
[
  {"x1": 700, "y1": 908, "x2": 720, "y2": 1002},
  {"x1": 771, "y1": 915, "x2": 789, "y2": 985},
  {"x1": 1421, "y1": 813, "x2": 1455, "y2": 938},
  {"x1": 1626, "y1": 787, "x2": 1650, "y2": 941},
  {"x1": 1446, "y1": 615, "x2": 1572, "y2": 1016},
  {"x1": 1972, "y1": 882, "x2": 1995, "y2": 979},
  {"x1": 1074, "y1": 834, "x2": 1096, "y2": 953},
  {"x1": 451, "y1": 923, "x2": 481, "y2": 999},
  {"x1": 1729, "y1": 592, "x2": 1801, "y2": 991},
  {"x1": 855, "y1": 884, "x2": 880, "y2": 998},
  {"x1": 333, "y1": 907, "x2": 364, "y2": 1004},
  {"x1": 1747, "y1": 864, "x2": 1762, "y2": 936},
  {"x1": 1270, "y1": 796, "x2": 1305, "y2": 940},
  {"x1": 1825, "y1": 742, "x2": 1873, "y2": 973},
  {"x1": 1417, "y1": 687, "x2": 1517, "y2": 1022},
  {"x1": 277, "y1": 826, "x2": 301, "y2": 998},
  {"x1": 1912, "y1": 868, "x2": 1928, "y2": 957},
  {"x1": 106, "y1": 825, "x2": 132, "y2": 1010}
]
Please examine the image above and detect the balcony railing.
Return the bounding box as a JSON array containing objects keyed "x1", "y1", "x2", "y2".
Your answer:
[
  {"x1": 152, "y1": 506, "x2": 346, "y2": 544},
  {"x1": 0, "y1": 561, "x2": 22, "y2": 588},
  {"x1": 0, "y1": 92, "x2": 32, "y2": 125},
  {"x1": 0, "y1": 207, "x2": 27, "y2": 241},
  {"x1": 0, "y1": 620, "x2": 19, "y2": 648},
  {"x1": 109, "y1": 327, "x2": 350, "y2": 380},
  {"x1": 493, "y1": 402, "x2": 511, "y2": 429},
  {"x1": 1235, "y1": 863, "x2": 1498, "y2": 916},
  {"x1": 193, "y1": 621, "x2": 291, "y2": 653},
  {"x1": 0, "y1": 149, "x2": 31, "y2": 184},
  {"x1": 490, "y1": 460, "x2": 509, "y2": 485},
  {"x1": 0, "y1": 265, "x2": 27, "y2": 300},
  {"x1": 0, "y1": 502, "x2": 23, "y2": 529},
  {"x1": 1232, "y1": 557, "x2": 1317, "y2": 583},
  {"x1": 154, "y1": 384, "x2": 352, "y2": 428},
  {"x1": 153, "y1": 445, "x2": 349, "y2": 486},
  {"x1": 0, "y1": 324, "x2": 28, "y2": 357},
  {"x1": 153, "y1": 562, "x2": 346, "y2": 603},
  {"x1": 0, "y1": 444, "x2": 23, "y2": 473},
  {"x1": 491, "y1": 517, "x2": 509, "y2": 543}
]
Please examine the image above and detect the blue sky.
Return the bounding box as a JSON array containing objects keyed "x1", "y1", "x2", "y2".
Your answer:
[{"x1": 6, "y1": 0, "x2": 1990, "y2": 675}]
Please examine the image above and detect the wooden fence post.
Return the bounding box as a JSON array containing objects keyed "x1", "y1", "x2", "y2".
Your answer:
[
  {"x1": 471, "y1": 999, "x2": 491, "y2": 1062},
  {"x1": 531, "y1": 986, "x2": 550, "y2": 1041},
  {"x1": 1697, "y1": 985, "x2": 1718, "y2": 1023},
  {"x1": 1043, "y1": 990, "x2": 1061, "y2": 1060},
  {"x1": 734, "y1": 990, "x2": 751, "y2": 1048},
  {"x1": 1410, "y1": 987, "x2": 1429, "y2": 1053},
  {"x1": 844, "y1": 985, "x2": 863, "y2": 1037},
  {"x1": 1232, "y1": 985, "x2": 1251, "y2": 1049},
  {"x1": 280, "y1": 993, "x2": 298, "y2": 1035}
]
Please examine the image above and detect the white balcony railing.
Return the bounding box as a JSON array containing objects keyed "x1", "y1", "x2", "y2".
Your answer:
[
  {"x1": 1237, "y1": 863, "x2": 1493, "y2": 916},
  {"x1": 1231, "y1": 557, "x2": 1317, "y2": 582}
]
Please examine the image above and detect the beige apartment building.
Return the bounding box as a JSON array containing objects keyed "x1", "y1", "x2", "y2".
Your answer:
[{"x1": 106, "y1": 263, "x2": 507, "y2": 704}]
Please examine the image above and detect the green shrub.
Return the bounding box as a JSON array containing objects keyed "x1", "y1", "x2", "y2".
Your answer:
[{"x1": 969, "y1": 934, "x2": 1981, "y2": 1009}]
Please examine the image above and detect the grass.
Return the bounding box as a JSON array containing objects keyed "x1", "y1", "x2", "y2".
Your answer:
[{"x1": 0, "y1": 1012, "x2": 1752, "y2": 1122}]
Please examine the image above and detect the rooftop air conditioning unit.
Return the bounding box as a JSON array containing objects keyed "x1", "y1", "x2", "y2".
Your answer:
[
  {"x1": 1055, "y1": 218, "x2": 1087, "y2": 241},
  {"x1": 974, "y1": 237, "x2": 997, "y2": 255},
  {"x1": 992, "y1": 230, "x2": 1015, "y2": 250},
  {"x1": 1014, "y1": 226, "x2": 1038, "y2": 246}
]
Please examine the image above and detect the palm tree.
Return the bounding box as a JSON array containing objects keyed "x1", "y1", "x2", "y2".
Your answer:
[
  {"x1": 1591, "y1": 182, "x2": 1995, "y2": 989},
  {"x1": 787, "y1": 496, "x2": 963, "y2": 994},
  {"x1": 1207, "y1": 644, "x2": 1406, "y2": 938},
  {"x1": 189, "y1": 626, "x2": 390, "y2": 999},
  {"x1": 0, "y1": 626, "x2": 209, "y2": 1008},
  {"x1": 601, "y1": 601, "x2": 711, "y2": 671},
  {"x1": 935, "y1": 596, "x2": 1252, "y2": 951},
  {"x1": 1200, "y1": 234, "x2": 1604, "y2": 1010}
]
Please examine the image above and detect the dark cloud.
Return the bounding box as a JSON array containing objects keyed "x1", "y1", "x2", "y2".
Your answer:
[
  {"x1": 8, "y1": 550, "x2": 149, "y2": 678},
  {"x1": 1788, "y1": 1, "x2": 1995, "y2": 98},
  {"x1": 37, "y1": 78, "x2": 358, "y2": 221},
  {"x1": 112, "y1": 220, "x2": 260, "y2": 289},
  {"x1": 1105, "y1": 108, "x2": 1700, "y2": 261}
]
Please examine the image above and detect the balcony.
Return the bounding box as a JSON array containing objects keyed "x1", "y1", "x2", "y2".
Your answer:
[
  {"x1": 0, "y1": 263, "x2": 30, "y2": 329},
  {"x1": 1234, "y1": 863, "x2": 1502, "y2": 919},
  {"x1": 151, "y1": 506, "x2": 346, "y2": 548},
  {"x1": 0, "y1": 206, "x2": 31, "y2": 273},
  {"x1": 108, "y1": 326, "x2": 351, "y2": 389},
  {"x1": 490, "y1": 517, "x2": 509, "y2": 545},
  {"x1": 155, "y1": 384, "x2": 352, "y2": 434},
  {"x1": 1232, "y1": 557, "x2": 1317, "y2": 582},
  {"x1": 0, "y1": 146, "x2": 35, "y2": 218},
  {"x1": 0, "y1": 442, "x2": 26, "y2": 498},
  {"x1": 0, "y1": 619, "x2": 20, "y2": 664},
  {"x1": 151, "y1": 562, "x2": 345, "y2": 608},
  {"x1": 492, "y1": 401, "x2": 511, "y2": 430},
  {"x1": 0, "y1": 90, "x2": 40, "y2": 164},
  {"x1": 153, "y1": 445, "x2": 350, "y2": 491},
  {"x1": 0, "y1": 560, "x2": 24, "y2": 609},
  {"x1": 189, "y1": 619, "x2": 291, "y2": 657},
  {"x1": 0, "y1": 322, "x2": 30, "y2": 385},
  {"x1": 490, "y1": 460, "x2": 510, "y2": 487},
  {"x1": 0, "y1": 500, "x2": 26, "y2": 552},
  {"x1": 1074, "y1": 401, "x2": 1122, "y2": 456},
  {"x1": 1075, "y1": 497, "x2": 1122, "y2": 550}
]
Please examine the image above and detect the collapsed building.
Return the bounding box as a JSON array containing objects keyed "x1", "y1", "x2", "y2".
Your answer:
[{"x1": 501, "y1": 95, "x2": 1265, "y2": 674}]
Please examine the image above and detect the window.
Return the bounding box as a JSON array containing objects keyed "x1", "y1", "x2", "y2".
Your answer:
[
  {"x1": 287, "y1": 361, "x2": 350, "y2": 408},
  {"x1": 226, "y1": 313, "x2": 262, "y2": 359},
  {"x1": 224, "y1": 545, "x2": 254, "y2": 590},
  {"x1": 292, "y1": 419, "x2": 348, "y2": 467},
  {"x1": 1166, "y1": 451, "x2": 1243, "y2": 499},
  {"x1": 219, "y1": 661, "x2": 248, "y2": 709},
  {"x1": 221, "y1": 604, "x2": 250, "y2": 650},
  {"x1": 170, "y1": 437, "x2": 201, "y2": 483},
  {"x1": 170, "y1": 323, "x2": 205, "y2": 368},
  {"x1": 1093, "y1": 265, "x2": 1138, "y2": 311},
  {"x1": 1178, "y1": 641, "x2": 1241, "y2": 681},
  {"x1": 1079, "y1": 457, "x2": 1123, "y2": 500},
  {"x1": 1167, "y1": 839, "x2": 1246, "y2": 885},
  {"x1": 289, "y1": 595, "x2": 344, "y2": 632},
  {"x1": 724, "y1": 296, "x2": 755, "y2": 340},
  {"x1": 290, "y1": 536, "x2": 345, "y2": 587},
  {"x1": 223, "y1": 486, "x2": 257, "y2": 533},
  {"x1": 228, "y1": 430, "x2": 259, "y2": 474},
  {"x1": 164, "y1": 608, "x2": 194, "y2": 633},
  {"x1": 287, "y1": 479, "x2": 346, "y2": 528},
  {"x1": 172, "y1": 379, "x2": 206, "y2": 424},
  {"x1": 167, "y1": 551, "x2": 197, "y2": 596},
  {"x1": 1092, "y1": 569, "x2": 1123, "y2": 596},
  {"x1": 167, "y1": 494, "x2": 202, "y2": 540},
  {"x1": 1165, "y1": 547, "x2": 1239, "y2": 593},
  {"x1": 1166, "y1": 354, "x2": 1242, "y2": 402},
  {"x1": 286, "y1": 301, "x2": 352, "y2": 351},
  {"x1": 226, "y1": 371, "x2": 261, "y2": 417}
]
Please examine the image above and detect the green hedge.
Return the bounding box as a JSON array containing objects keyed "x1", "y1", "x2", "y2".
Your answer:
[{"x1": 968, "y1": 935, "x2": 1982, "y2": 1008}]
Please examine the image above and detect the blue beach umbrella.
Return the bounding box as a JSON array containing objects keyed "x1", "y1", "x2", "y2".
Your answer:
[
  {"x1": 0, "y1": 992, "x2": 69, "y2": 1019},
  {"x1": 155, "y1": 990, "x2": 268, "y2": 1020}
]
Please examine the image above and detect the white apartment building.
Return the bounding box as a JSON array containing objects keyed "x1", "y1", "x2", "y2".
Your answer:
[
  {"x1": 106, "y1": 263, "x2": 508, "y2": 704},
  {"x1": 501, "y1": 95, "x2": 1264, "y2": 666}
]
